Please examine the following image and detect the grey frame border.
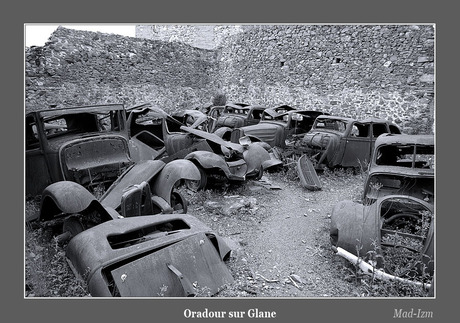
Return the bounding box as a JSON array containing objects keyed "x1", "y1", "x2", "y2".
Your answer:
[{"x1": 12, "y1": 0, "x2": 455, "y2": 322}]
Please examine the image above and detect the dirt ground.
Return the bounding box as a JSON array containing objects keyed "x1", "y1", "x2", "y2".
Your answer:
[
  {"x1": 177, "y1": 167, "x2": 366, "y2": 297},
  {"x1": 25, "y1": 164, "x2": 431, "y2": 298}
]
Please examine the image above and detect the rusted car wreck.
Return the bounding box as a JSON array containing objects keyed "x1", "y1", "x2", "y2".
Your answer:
[
  {"x1": 124, "y1": 104, "x2": 283, "y2": 190},
  {"x1": 330, "y1": 134, "x2": 435, "y2": 289},
  {"x1": 65, "y1": 213, "x2": 234, "y2": 297},
  {"x1": 26, "y1": 104, "x2": 134, "y2": 197},
  {"x1": 297, "y1": 115, "x2": 402, "y2": 170},
  {"x1": 181, "y1": 126, "x2": 283, "y2": 190},
  {"x1": 39, "y1": 158, "x2": 201, "y2": 242},
  {"x1": 230, "y1": 105, "x2": 324, "y2": 149},
  {"x1": 362, "y1": 134, "x2": 434, "y2": 204}
]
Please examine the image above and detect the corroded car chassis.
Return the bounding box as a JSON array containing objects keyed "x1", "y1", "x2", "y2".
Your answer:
[
  {"x1": 231, "y1": 106, "x2": 324, "y2": 149},
  {"x1": 330, "y1": 195, "x2": 434, "y2": 288},
  {"x1": 66, "y1": 213, "x2": 234, "y2": 297},
  {"x1": 362, "y1": 134, "x2": 434, "y2": 205},
  {"x1": 39, "y1": 159, "x2": 200, "y2": 242},
  {"x1": 212, "y1": 103, "x2": 267, "y2": 132},
  {"x1": 297, "y1": 115, "x2": 401, "y2": 169},
  {"x1": 26, "y1": 104, "x2": 133, "y2": 197}
]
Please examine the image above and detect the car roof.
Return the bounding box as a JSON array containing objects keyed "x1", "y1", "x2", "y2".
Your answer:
[
  {"x1": 316, "y1": 115, "x2": 396, "y2": 124},
  {"x1": 375, "y1": 133, "x2": 434, "y2": 147},
  {"x1": 30, "y1": 104, "x2": 125, "y2": 118}
]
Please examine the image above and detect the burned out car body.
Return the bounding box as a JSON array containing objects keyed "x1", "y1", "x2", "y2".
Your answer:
[
  {"x1": 180, "y1": 126, "x2": 283, "y2": 190},
  {"x1": 39, "y1": 159, "x2": 201, "y2": 241},
  {"x1": 330, "y1": 195, "x2": 434, "y2": 283},
  {"x1": 125, "y1": 105, "x2": 282, "y2": 189},
  {"x1": 363, "y1": 134, "x2": 434, "y2": 205},
  {"x1": 231, "y1": 105, "x2": 324, "y2": 148},
  {"x1": 298, "y1": 115, "x2": 402, "y2": 170},
  {"x1": 26, "y1": 104, "x2": 133, "y2": 197},
  {"x1": 65, "y1": 213, "x2": 234, "y2": 297},
  {"x1": 212, "y1": 103, "x2": 267, "y2": 132},
  {"x1": 126, "y1": 105, "x2": 218, "y2": 162},
  {"x1": 330, "y1": 134, "x2": 435, "y2": 287},
  {"x1": 126, "y1": 104, "x2": 192, "y2": 162}
]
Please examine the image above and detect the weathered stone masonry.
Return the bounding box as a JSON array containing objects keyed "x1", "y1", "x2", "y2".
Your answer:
[
  {"x1": 25, "y1": 24, "x2": 434, "y2": 134},
  {"x1": 216, "y1": 25, "x2": 434, "y2": 134},
  {"x1": 25, "y1": 27, "x2": 218, "y2": 113}
]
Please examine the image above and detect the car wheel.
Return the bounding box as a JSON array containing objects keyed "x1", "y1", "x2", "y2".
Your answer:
[
  {"x1": 185, "y1": 165, "x2": 207, "y2": 191},
  {"x1": 171, "y1": 191, "x2": 187, "y2": 214},
  {"x1": 55, "y1": 216, "x2": 85, "y2": 244},
  {"x1": 253, "y1": 167, "x2": 264, "y2": 180}
]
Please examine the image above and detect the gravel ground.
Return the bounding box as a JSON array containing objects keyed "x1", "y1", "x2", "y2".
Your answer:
[
  {"x1": 178, "y1": 168, "x2": 366, "y2": 298},
  {"x1": 25, "y1": 165, "x2": 431, "y2": 297}
]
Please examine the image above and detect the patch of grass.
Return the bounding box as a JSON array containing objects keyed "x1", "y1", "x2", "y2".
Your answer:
[{"x1": 25, "y1": 222, "x2": 89, "y2": 297}]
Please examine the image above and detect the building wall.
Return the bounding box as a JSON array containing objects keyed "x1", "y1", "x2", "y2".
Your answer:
[
  {"x1": 215, "y1": 25, "x2": 435, "y2": 134},
  {"x1": 25, "y1": 24, "x2": 435, "y2": 134},
  {"x1": 25, "y1": 26, "x2": 219, "y2": 113},
  {"x1": 135, "y1": 25, "x2": 244, "y2": 50}
]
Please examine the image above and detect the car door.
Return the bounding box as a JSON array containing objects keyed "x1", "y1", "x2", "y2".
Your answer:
[
  {"x1": 25, "y1": 114, "x2": 53, "y2": 196},
  {"x1": 341, "y1": 122, "x2": 372, "y2": 167}
]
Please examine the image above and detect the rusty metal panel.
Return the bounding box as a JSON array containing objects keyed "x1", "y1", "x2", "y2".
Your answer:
[
  {"x1": 66, "y1": 214, "x2": 234, "y2": 297},
  {"x1": 111, "y1": 233, "x2": 234, "y2": 297},
  {"x1": 100, "y1": 160, "x2": 165, "y2": 209},
  {"x1": 340, "y1": 137, "x2": 372, "y2": 167},
  {"x1": 297, "y1": 154, "x2": 322, "y2": 191},
  {"x1": 60, "y1": 136, "x2": 134, "y2": 187},
  {"x1": 180, "y1": 125, "x2": 244, "y2": 153},
  {"x1": 239, "y1": 123, "x2": 281, "y2": 147}
]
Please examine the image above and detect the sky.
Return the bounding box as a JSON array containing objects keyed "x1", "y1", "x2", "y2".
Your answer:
[{"x1": 25, "y1": 24, "x2": 137, "y2": 47}]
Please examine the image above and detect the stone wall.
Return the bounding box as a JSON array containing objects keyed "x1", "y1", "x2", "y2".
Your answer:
[
  {"x1": 25, "y1": 26, "x2": 219, "y2": 113},
  {"x1": 135, "y1": 25, "x2": 244, "y2": 50},
  {"x1": 25, "y1": 24, "x2": 435, "y2": 134},
  {"x1": 216, "y1": 25, "x2": 435, "y2": 134}
]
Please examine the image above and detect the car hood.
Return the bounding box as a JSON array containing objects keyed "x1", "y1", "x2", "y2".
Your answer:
[
  {"x1": 302, "y1": 130, "x2": 341, "y2": 147},
  {"x1": 217, "y1": 115, "x2": 246, "y2": 127},
  {"x1": 239, "y1": 122, "x2": 283, "y2": 143}
]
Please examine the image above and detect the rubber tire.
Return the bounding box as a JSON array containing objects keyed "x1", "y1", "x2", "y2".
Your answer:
[
  {"x1": 56, "y1": 216, "x2": 84, "y2": 244},
  {"x1": 185, "y1": 165, "x2": 207, "y2": 191},
  {"x1": 253, "y1": 167, "x2": 264, "y2": 180}
]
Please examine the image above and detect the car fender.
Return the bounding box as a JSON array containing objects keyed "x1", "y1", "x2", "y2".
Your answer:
[
  {"x1": 330, "y1": 199, "x2": 380, "y2": 256},
  {"x1": 39, "y1": 181, "x2": 112, "y2": 222},
  {"x1": 150, "y1": 159, "x2": 201, "y2": 205},
  {"x1": 243, "y1": 143, "x2": 271, "y2": 174},
  {"x1": 237, "y1": 123, "x2": 283, "y2": 147},
  {"x1": 185, "y1": 151, "x2": 232, "y2": 177}
]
